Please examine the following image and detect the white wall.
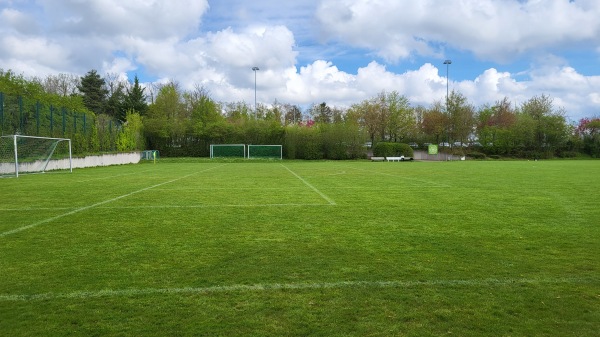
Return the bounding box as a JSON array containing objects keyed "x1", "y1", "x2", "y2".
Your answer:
[{"x1": 0, "y1": 152, "x2": 141, "y2": 175}]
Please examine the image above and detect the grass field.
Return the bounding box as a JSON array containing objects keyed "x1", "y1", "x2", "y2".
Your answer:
[{"x1": 1, "y1": 159, "x2": 599, "y2": 336}]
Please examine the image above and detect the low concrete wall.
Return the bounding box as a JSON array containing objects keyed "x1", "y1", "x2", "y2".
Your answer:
[{"x1": 1, "y1": 152, "x2": 141, "y2": 174}]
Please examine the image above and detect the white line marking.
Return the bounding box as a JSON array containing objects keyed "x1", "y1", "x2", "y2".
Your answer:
[
  {"x1": 97, "y1": 203, "x2": 332, "y2": 209},
  {"x1": 0, "y1": 277, "x2": 595, "y2": 302},
  {"x1": 0, "y1": 207, "x2": 74, "y2": 211},
  {"x1": 0, "y1": 165, "x2": 226, "y2": 238},
  {"x1": 152, "y1": 187, "x2": 310, "y2": 191},
  {"x1": 281, "y1": 164, "x2": 336, "y2": 205},
  {"x1": 0, "y1": 203, "x2": 332, "y2": 212}
]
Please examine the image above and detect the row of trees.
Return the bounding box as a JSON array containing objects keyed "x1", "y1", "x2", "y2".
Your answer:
[{"x1": 2, "y1": 68, "x2": 599, "y2": 159}]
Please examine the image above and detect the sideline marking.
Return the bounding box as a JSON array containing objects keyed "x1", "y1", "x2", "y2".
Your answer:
[
  {"x1": 0, "y1": 165, "x2": 226, "y2": 238},
  {"x1": 1, "y1": 277, "x2": 595, "y2": 302},
  {"x1": 281, "y1": 164, "x2": 336, "y2": 205}
]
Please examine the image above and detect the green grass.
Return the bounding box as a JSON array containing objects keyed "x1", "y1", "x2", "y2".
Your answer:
[{"x1": 1, "y1": 159, "x2": 599, "y2": 336}]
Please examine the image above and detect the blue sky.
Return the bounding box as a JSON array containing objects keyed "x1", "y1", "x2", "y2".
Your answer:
[{"x1": 1, "y1": 0, "x2": 599, "y2": 121}]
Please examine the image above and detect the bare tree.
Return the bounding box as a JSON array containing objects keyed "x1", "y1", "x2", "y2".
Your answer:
[{"x1": 39, "y1": 73, "x2": 80, "y2": 96}]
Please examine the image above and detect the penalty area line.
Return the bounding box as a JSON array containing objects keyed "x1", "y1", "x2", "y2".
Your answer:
[
  {"x1": 0, "y1": 165, "x2": 226, "y2": 238},
  {"x1": 1, "y1": 277, "x2": 596, "y2": 302}
]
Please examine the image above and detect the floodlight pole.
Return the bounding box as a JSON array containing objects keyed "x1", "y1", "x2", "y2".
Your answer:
[
  {"x1": 443, "y1": 59, "x2": 452, "y2": 147},
  {"x1": 443, "y1": 60, "x2": 451, "y2": 112},
  {"x1": 252, "y1": 66, "x2": 259, "y2": 118}
]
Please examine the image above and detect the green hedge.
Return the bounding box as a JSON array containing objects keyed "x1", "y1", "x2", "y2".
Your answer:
[{"x1": 372, "y1": 142, "x2": 414, "y2": 157}]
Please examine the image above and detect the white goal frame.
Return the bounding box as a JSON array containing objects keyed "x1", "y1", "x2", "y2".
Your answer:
[
  {"x1": 0, "y1": 135, "x2": 72, "y2": 178},
  {"x1": 209, "y1": 144, "x2": 246, "y2": 158},
  {"x1": 247, "y1": 145, "x2": 283, "y2": 159}
]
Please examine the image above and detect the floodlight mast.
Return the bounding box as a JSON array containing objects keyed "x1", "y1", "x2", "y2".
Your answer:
[
  {"x1": 443, "y1": 59, "x2": 451, "y2": 111},
  {"x1": 252, "y1": 66, "x2": 259, "y2": 118},
  {"x1": 443, "y1": 59, "x2": 452, "y2": 148}
]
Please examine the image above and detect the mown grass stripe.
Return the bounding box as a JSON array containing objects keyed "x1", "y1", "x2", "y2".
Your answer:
[{"x1": 1, "y1": 277, "x2": 595, "y2": 302}]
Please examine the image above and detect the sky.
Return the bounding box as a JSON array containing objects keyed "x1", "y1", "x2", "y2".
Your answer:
[{"x1": 1, "y1": 0, "x2": 600, "y2": 121}]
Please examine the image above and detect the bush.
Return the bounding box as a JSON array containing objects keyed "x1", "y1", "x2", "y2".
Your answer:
[
  {"x1": 556, "y1": 151, "x2": 578, "y2": 158},
  {"x1": 489, "y1": 155, "x2": 501, "y2": 160},
  {"x1": 467, "y1": 152, "x2": 486, "y2": 159},
  {"x1": 373, "y1": 142, "x2": 414, "y2": 157}
]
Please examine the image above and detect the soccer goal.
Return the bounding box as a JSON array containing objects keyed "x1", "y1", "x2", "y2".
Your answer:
[
  {"x1": 0, "y1": 135, "x2": 72, "y2": 177},
  {"x1": 210, "y1": 144, "x2": 246, "y2": 158},
  {"x1": 247, "y1": 145, "x2": 283, "y2": 159}
]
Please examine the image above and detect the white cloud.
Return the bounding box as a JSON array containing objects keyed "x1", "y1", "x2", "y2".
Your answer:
[
  {"x1": 38, "y1": 0, "x2": 209, "y2": 39},
  {"x1": 0, "y1": 8, "x2": 39, "y2": 35},
  {"x1": 316, "y1": 0, "x2": 600, "y2": 62},
  {"x1": 0, "y1": 0, "x2": 599, "y2": 122}
]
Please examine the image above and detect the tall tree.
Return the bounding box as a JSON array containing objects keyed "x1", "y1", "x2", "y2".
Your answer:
[
  {"x1": 421, "y1": 102, "x2": 447, "y2": 144},
  {"x1": 105, "y1": 82, "x2": 126, "y2": 121},
  {"x1": 124, "y1": 75, "x2": 148, "y2": 116},
  {"x1": 39, "y1": 73, "x2": 80, "y2": 97},
  {"x1": 519, "y1": 94, "x2": 568, "y2": 155},
  {"x1": 386, "y1": 91, "x2": 415, "y2": 142},
  {"x1": 283, "y1": 104, "x2": 303, "y2": 125},
  {"x1": 447, "y1": 90, "x2": 475, "y2": 145},
  {"x1": 311, "y1": 102, "x2": 333, "y2": 124},
  {"x1": 145, "y1": 81, "x2": 188, "y2": 152},
  {"x1": 78, "y1": 70, "x2": 108, "y2": 115}
]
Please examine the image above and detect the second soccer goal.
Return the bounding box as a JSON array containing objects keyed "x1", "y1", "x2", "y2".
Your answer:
[{"x1": 247, "y1": 145, "x2": 282, "y2": 159}]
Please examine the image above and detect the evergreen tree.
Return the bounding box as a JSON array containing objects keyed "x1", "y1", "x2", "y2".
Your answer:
[
  {"x1": 124, "y1": 75, "x2": 148, "y2": 116},
  {"x1": 78, "y1": 70, "x2": 108, "y2": 115},
  {"x1": 105, "y1": 82, "x2": 126, "y2": 122}
]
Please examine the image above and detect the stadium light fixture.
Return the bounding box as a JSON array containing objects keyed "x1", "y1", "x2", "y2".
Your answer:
[{"x1": 252, "y1": 66, "x2": 259, "y2": 118}]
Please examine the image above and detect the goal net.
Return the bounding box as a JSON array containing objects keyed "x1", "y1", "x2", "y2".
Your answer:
[
  {"x1": 210, "y1": 144, "x2": 246, "y2": 158},
  {"x1": 0, "y1": 135, "x2": 72, "y2": 177},
  {"x1": 248, "y1": 145, "x2": 283, "y2": 159}
]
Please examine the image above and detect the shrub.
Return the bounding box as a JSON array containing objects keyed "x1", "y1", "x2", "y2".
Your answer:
[
  {"x1": 467, "y1": 152, "x2": 486, "y2": 159},
  {"x1": 556, "y1": 151, "x2": 578, "y2": 158},
  {"x1": 373, "y1": 142, "x2": 414, "y2": 157}
]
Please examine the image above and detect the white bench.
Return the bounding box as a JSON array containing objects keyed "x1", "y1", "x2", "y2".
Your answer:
[{"x1": 371, "y1": 157, "x2": 385, "y2": 161}]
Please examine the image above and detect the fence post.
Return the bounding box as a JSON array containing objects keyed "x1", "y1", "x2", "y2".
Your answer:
[
  {"x1": 0, "y1": 92, "x2": 4, "y2": 133},
  {"x1": 62, "y1": 107, "x2": 66, "y2": 136},
  {"x1": 50, "y1": 105, "x2": 54, "y2": 135},
  {"x1": 36, "y1": 101, "x2": 40, "y2": 135},
  {"x1": 19, "y1": 96, "x2": 23, "y2": 132}
]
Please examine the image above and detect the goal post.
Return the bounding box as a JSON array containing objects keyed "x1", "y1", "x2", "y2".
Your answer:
[
  {"x1": 247, "y1": 145, "x2": 283, "y2": 159},
  {"x1": 0, "y1": 135, "x2": 72, "y2": 177},
  {"x1": 210, "y1": 144, "x2": 246, "y2": 158}
]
